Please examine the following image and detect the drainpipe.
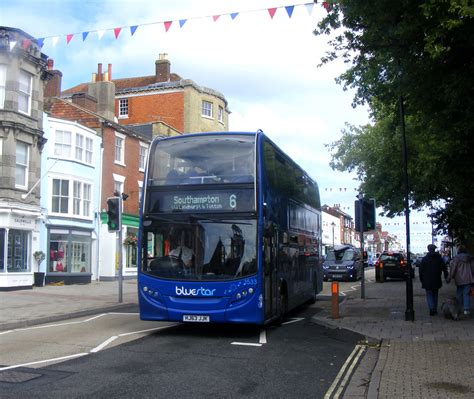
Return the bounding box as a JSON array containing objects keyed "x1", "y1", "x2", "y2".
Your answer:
[{"x1": 96, "y1": 143, "x2": 104, "y2": 281}]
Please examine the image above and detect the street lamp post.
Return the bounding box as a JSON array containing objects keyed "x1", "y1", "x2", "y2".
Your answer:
[
  {"x1": 356, "y1": 193, "x2": 366, "y2": 299},
  {"x1": 400, "y1": 95, "x2": 415, "y2": 321}
]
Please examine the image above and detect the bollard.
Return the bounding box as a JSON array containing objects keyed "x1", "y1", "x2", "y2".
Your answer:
[{"x1": 331, "y1": 281, "x2": 339, "y2": 319}]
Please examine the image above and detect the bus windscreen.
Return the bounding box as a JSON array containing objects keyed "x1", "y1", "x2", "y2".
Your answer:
[
  {"x1": 143, "y1": 219, "x2": 257, "y2": 281},
  {"x1": 148, "y1": 135, "x2": 255, "y2": 186}
]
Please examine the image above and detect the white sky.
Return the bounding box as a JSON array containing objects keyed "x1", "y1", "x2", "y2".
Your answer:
[{"x1": 1, "y1": 0, "x2": 439, "y2": 252}]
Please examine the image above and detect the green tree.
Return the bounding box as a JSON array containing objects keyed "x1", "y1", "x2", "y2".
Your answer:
[{"x1": 315, "y1": 0, "x2": 474, "y2": 243}]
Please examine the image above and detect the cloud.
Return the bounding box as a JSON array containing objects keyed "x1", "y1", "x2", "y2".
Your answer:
[{"x1": 1, "y1": 0, "x2": 437, "y2": 243}]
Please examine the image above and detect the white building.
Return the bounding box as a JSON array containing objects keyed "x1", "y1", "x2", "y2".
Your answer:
[{"x1": 322, "y1": 211, "x2": 341, "y2": 255}]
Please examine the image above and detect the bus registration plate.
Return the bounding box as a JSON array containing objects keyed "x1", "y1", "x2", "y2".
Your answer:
[{"x1": 183, "y1": 315, "x2": 210, "y2": 322}]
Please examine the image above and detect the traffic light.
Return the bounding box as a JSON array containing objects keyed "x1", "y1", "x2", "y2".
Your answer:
[
  {"x1": 355, "y1": 198, "x2": 376, "y2": 232},
  {"x1": 106, "y1": 196, "x2": 121, "y2": 232}
]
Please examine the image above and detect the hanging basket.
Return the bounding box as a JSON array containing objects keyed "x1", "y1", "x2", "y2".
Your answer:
[{"x1": 123, "y1": 235, "x2": 138, "y2": 247}]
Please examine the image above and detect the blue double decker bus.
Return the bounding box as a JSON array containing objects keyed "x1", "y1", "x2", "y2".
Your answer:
[{"x1": 138, "y1": 131, "x2": 322, "y2": 325}]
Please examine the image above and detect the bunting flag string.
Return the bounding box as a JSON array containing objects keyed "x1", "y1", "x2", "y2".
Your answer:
[
  {"x1": 33, "y1": 2, "x2": 327, "y2": 49},
  {"x1": 323, "y1": 187, "x2": 360, "y2": 193}
]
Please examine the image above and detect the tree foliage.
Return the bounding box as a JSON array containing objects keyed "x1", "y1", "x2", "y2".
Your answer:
[{"x1": 315, "y1": 0, "x2": 474, "y2": 243}]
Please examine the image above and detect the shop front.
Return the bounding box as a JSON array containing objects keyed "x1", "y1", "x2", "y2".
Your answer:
[
  {"x1": 0, "y1": 210, "x2": 41, "y2": 290},
  {"x1": 46, "y1": 227, "x2": 93, "y2": 285},
  {"x1": 99, "y1": 214, "x2": 139, "y2": 280}
]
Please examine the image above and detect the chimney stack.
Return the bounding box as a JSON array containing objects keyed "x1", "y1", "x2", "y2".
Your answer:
[
  {"x1": 71, "y1": 93, "x2": 97, "y2": 113},
  {"x1": 44, "y1": 58, "x2": 63, "y2": 98},
  {"x1": 87, "y1": 62, "x2": 116, "y2": 120},
  {"x1": 155, "y1": 53, "x2": 170, "y2": 83},
  {"x1": 97, "y1": 63, "x2": 103, "y2": 81}
]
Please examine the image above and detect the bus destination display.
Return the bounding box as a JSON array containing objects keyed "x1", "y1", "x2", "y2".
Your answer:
[{"x1": 149, "y1": 189, "x2": 255, "y2": 213}]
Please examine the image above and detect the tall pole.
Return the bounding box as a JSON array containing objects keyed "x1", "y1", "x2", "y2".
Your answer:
[
  {"x1": 400, "y1": 96, "x2": 414, "y2": 321},
  {"x1": 358, "y1": 195, "x2": 365, "y2": 299},
  {"x1": 117, "y1": 196, "x2": 123, "y2": 303}
]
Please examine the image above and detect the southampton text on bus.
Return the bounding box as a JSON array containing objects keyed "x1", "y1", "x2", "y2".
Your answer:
[{"x1": 138, "y1": 131, "x2": 322, "y2": 325}]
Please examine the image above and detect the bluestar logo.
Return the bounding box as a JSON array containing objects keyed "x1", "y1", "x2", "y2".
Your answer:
[{"x1": 175, "y1": 286, "x2": 216, "y2": 296}]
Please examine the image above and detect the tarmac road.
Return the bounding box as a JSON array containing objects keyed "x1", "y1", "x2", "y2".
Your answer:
[{"x1": 0, "y1": 306, "x2": 363, "y2": 399}]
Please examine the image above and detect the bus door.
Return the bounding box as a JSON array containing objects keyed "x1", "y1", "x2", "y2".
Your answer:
[{"x1": 263, "y1": 225, "x2": 278, "y2": 320}]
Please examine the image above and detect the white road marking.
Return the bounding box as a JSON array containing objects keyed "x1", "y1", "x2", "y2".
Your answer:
[
  {"x1": 231, "y1": 342, "x2": 262, "y2": 347},
  {"x1": 90, "y1": 336, "x2": 118, "y2": 353},
  {"x1": 83, "y1": 313, "x2": 107, "y2": 322},
  {"x1": 0, "y1": 353, "x2": 89, "y2": 371},
  {"x1": 282, "y1": 317, "x2": 305, "y2": 326},
  {"x1": 119, "y1": 324, "x2": 177, "y2": 337},
  {"x1": 0, "y1": 312, "x2": 139, "y2": 335},
  {"x1": 259, "y1": 329, "x2": 267, "y2": 344},
  {"x1": 108, "y1": 312, "x2": 140, "y2": 315},
  {"x1": 324, "y1": 344, "x2": 365, "y2": 399},
  {"x1": 0, "y1": 314, "x2": 176, "y2": 371}
]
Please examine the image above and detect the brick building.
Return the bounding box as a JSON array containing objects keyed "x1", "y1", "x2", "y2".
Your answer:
[{"x1": 62, "y1": 54, "x2": 230, "y2": 134}]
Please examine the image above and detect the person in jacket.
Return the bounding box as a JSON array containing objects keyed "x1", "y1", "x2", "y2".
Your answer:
[
  {"x1": 449, "y1": 245, "x2": 474, "y2": 316},
  {"x1": 419, "y1": 244, "x2": 448, "y2": 316}
]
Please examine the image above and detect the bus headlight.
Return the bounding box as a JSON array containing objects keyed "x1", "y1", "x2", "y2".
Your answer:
[{"x1": 231, "y1": 287, "x2": 255, "y2": 304}]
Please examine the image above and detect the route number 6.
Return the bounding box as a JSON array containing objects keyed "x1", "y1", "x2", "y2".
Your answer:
[{"x1": 229, "y1": 194, "x2": 237, "y2": 209}]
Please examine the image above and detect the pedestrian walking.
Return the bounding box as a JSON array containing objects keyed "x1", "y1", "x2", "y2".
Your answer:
[
  {"x1": 448, "y1": 245, "x2": 474, "y2": 316},
  {"x1": 419, "y1": 244, "x2": 448, "y2": 316}
]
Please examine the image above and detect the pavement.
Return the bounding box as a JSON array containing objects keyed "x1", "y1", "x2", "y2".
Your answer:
[
  {"x1": 312, "y1": 274, "x2": 474, "y2": 399},
  {"x1": 0, "y1": 274, "x2": 473, "y2": 398}
]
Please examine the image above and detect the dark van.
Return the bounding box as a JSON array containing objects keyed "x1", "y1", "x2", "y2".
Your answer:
[{"x1": 323, "y1": 245, "x2": 363, "y2": 281}]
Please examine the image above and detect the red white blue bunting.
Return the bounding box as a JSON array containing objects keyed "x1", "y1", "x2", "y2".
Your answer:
[{"x1": 26, "y1": 2, "x2": 334, "y2": 49}]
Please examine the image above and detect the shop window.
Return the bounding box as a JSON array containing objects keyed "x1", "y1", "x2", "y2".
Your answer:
[
  {"x1": 7, "y1": 230, "x2": 29, "y2": 272},
  {"x1": 49, "y1": 231, "x2": 91, "y2": 274},
  {"x1": 49, "y1": 233, "x2": 67, "y2": 272},
  {"x1": 124, "y1": 228, "x2": 138, "y2": 269}
]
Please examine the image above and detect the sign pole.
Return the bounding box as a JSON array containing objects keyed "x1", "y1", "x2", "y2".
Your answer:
[{"x1": 118, "y1": 196, "x2": 123, "y2": 303}]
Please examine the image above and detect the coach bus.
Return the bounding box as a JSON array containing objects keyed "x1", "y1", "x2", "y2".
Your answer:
[{"x1": 138, "y1": 131, "x2": 322, "y2": 325}]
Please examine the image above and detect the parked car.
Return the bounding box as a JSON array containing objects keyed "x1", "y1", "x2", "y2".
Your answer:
[
  {"x1": 375, "y1": 251, "x2": 414, "y2": 282},
  {"x1": 323, "y1": 245, "x2": 363, "y2": 282}
]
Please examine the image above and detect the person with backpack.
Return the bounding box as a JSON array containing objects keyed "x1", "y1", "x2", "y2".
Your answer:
[{"x1": 448, "y1": 245, "x2": 474, "y2": 316}]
